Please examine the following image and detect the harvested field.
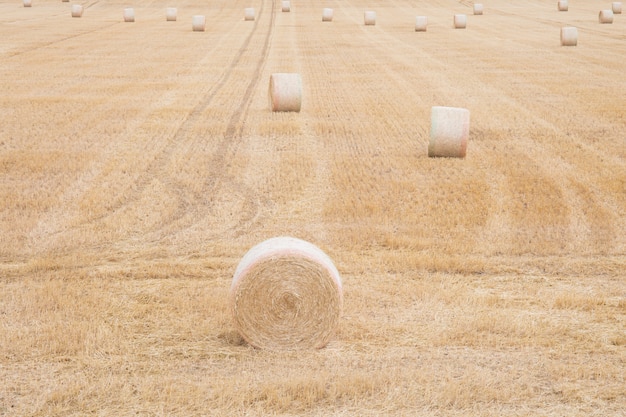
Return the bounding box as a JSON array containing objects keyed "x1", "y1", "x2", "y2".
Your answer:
[{"x1": 0, "y1": 0, "x2": 624, "y2": 415}]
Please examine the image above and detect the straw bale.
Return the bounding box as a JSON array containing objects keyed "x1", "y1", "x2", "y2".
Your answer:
[
  {"x1": 245, "y1": 7, "x2": 255, "y2": 21},
  {"x1": 558, "y1": 1, "x2": 568, "y2": 11},
  {"x1": 269, "y1": 73, "x2": 302, "y2": 112},
  {"x1": 230, "y1": 237, "x2": 343, "y2": 350},
  {"x1": 429, "y1": 106, "x2": 470, "y2": 158},
  {"x1": 322, "y1": 8, "x2": 333, "y2": 22},
  {"x1": 192, "y1": 15, "x2": 206, "y2": 31},
  {"x1": 474, "y1": 4, "x2": 484, "y2": 15},
  {"x1": 282, "y1": 1, "x2": 290, "y2": 12},
  {"x1": 124, "y1": 8, "x2": 134, "y2": 22},
  {"x1": 560, "y1": 26, "x2": 577, "y2": 46},
  {"x1": 364, "y1": 11, "x2": 376, "y2": 25},
  {"x1": 599, "y1": 9, "x2": 614, "y2": 23},
  {"x1": 454, "y1": 14, "x2": 467, "y2": 28},
  {"x1": 613, "y1": 2, "x2": 622, "y2": 13},
  {"x1": 166, "y1": 7, "x2": 177, "y2": 21},
  {"x1": 415, "y1": 16, "x2": 427, "y2": 32},
  {"x1": 23, "y1": 0, "x2": 32, "y2": 7},
  {"x1": 71, "y1": 4, "x2": 82, "y2": 17}
]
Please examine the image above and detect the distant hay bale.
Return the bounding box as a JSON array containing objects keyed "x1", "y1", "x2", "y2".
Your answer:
[
  {"x1": 429, "y1": 106, "x2": 470, "y2": 158},
  {"x1": 474, "y1": 4, "x2": 484, "y2": 15},
  {"x1": 560, "y1": 26, "x2": 578, "y2": 46},
  {"x1": 322, "y1": 8, "x2": 333, "y2": 22},
  {"x1": 230, "y1": 237, "x2": 343, "y2": 350},
  {"x1": 245, "y1": 7, "x2": 255, "y2": 21},
  {"x1": 558, "y1": 0, "x2": 568, "y2": 11},
  {"x1": 124, "y1": 8, "x2": 135, "y2": 22},
  {"x1": 454, "y1": 14, "x2": 467, "y2": 28},
  {"x1": 71, "y1": 4, "x2": 83, "y2": 17},
  {"x1": 62, "y1": 0, "x2": 69, "y2": 3},
  {"x1": 599, "y1": 9, "x2": 614, "y2": 23},
  {"x1": 282, "y1": 1, "x2": 290, "y2": 12},
  {"x1": 23, "y1": 0, "x2": 32, "y2": 7},
  {"x1": 192, "y1": 15, "x2": 205, "y2": 31},
  {"x1": 613, "y1": 2, "x2": 622, "y2": 13},
  {"x1": 166, "y1": 7, "x2": 177, "y2": 21},
  {"x1": 364, "y1": 11, "x2": 376, "y2": 25},
  {"x1": 415, "y1": 16, "x2": 427, "y2": 32},
  {"x1": 269, "y1": 73, "x2": 302, "y2": 112}
]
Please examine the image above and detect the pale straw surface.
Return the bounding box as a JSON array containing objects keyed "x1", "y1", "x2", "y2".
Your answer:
[{"x1": 230, "y1": 237, "x2": 343, "y2": 350}]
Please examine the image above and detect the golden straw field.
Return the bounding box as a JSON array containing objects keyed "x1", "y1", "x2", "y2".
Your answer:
[{"x1": 1, "y1": 0, "x2": 625, "y2": 415}]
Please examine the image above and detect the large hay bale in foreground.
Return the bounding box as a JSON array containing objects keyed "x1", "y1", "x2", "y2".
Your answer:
[
  {"x1": 560, "y1": 26, "x2": 578, "y2": 46},
  {"x1": 124, "y1": 8, "x2": 134, "y2": 22},
  {"x1": 230, "y1": 237, "x2": 343, "y2": 350},
  {"x1": 192, "y1": 15, "x2": 206, "y2": 31},
  {"x1": 599, "y1": 9, "x2": 614, "y2": 23},
  {"x1": 429, "y1": 106, "x2": 470, "y2": 158},
  {"x1": 415, "y1": 16, "x2": 427, "y2": 32},
  {"x1": 454, "y1": 14, "x2": 467, "y2": 28},
  {"x1": 322, "y1": 8, "x2": 333, "y2": 22},
  {"x1": 269, "y1": 73, "x2": 302, "y2": 112},
  {"x1": 166, "y1": 7, "x2": 177, "y2": 21},
  {"x1": 364, "y1": 11, "x2": 376, "y2": 25},
  {"x1": 71, "y1": 4, "x2": 83, "y2": 17}
]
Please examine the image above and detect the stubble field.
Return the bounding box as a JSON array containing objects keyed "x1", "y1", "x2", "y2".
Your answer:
[{"x1": 1, "y1": 0, "x2": 625, "y2": 415}]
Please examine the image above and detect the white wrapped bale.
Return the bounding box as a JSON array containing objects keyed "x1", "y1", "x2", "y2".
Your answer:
[
  {"x1": 71, "y1": 4, "x2": 83, "y2": 17},
  {"x1": 282, "y1": 1, "x2": 290, "y2": 12},
  {"x1": 124, "y1": 8, "x2": 135, "y2": 22},
  {"x1": 364, "y1": 11, "x2": 376, "y2": 25},
  {"x1": 23, "y1": 0, "x2": 32, "y2": 7},
  {"x1": 429, "y1": 106, "x2": 470, "y2": 158},
  {"x1": 245, "y1": 7, "x2": 255, "y2": 21},
  {"x1": 269, "y1": 73, "x2": 302, "y2": 112},
  {"x1": 230, "y1": 237, "x2": 343, "y2": 350},
  {"x1": 599, "y1": 9, "x2": 614, "y2": 23},
  {"x1": 415, "y1": 16, "x2": 427, "y2": 32},
  {"x1": 322, "y1": 8, "x2": 333, "y2": 22},
  {"x1": 454, "y1": 14, "x2": 467, "y2": 28},
  {"x1": 474, "y1": 4, "x2": 484, "y2": 15},
  {"x1": 558, "y1": 1, "x2": 568, "y2": 11},
  {"x1": 613, "y1": 2, "x2": 622, "y2": 13},
  {"x1": 560, "y1": 26, "x2": 577, "y2": 46},
  {"x1": 192, "y1": 15, "x2": 205, "y2": 31},
  {"x1": 166, "y1": 7, "x2": 177, "y2": 21}
]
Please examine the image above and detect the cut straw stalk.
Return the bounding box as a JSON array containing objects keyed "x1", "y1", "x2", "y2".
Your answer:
[
  {"x1": 599, "y1": 9, "x2": 614, "y2": 23},
  {"x1": 322, "y1": 8, "x2": 333, "y2": 22},
  {"x1": 282, "y1": 1, "x2": 290, "y2": 12},
  {"x1": 71, "y1": 4, "x2": 82, "y2": 17},
  {"x1": 245, "y1": 7, "x2": 255, "y2": 20},
  {"x1": 415, "y1": 16, "x2": 427, "y2": 31},
  {"x1": 560, "y1": 26, "x2": 577, "y2": 46},
  {"x1": 454, "y1": 14, "x2": 467, "y2": 28},
  {"x1": 166, "y1": 7, "x2": 177, "y2": 21},
  {"x1": 364, "y1": 11, "x2": 376, "y2": 25},
  {"x1": 429, "y1": 106, "x2": 470, "y2": 158},
  {"x1": 474, "y1": 4, "x2": 484, "y2": 15},
  {"x1": 269, "y1": 73, "x2": 302, "y2": 112},
  {"x1": 613, "y1": 2, "x2": 622, "y2": 13},
  {"x1": 558, "y1": 0, "x2": 568, "y2": 11},
  {"x1": 192, "y1": 15, "x2": 205, "y2": 31},
  {"x1": 230, "y1": 237, "x2": 343, "y2": 350},
  {"x1": 124, "y1": 8, "x2": 134, "y2": 22}
]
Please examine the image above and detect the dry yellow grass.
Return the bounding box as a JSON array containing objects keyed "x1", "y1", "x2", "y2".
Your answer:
[{"x1": 1, "y1": 0, "x2": 625, "y2": 415}]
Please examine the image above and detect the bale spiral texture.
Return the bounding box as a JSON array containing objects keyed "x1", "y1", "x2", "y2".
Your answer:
[
  {"x1": 166, "y1": 7, "x2": 177, "y2": 21},
  {"x1": 282, "y1": 1, "x2": 290, "y2": 12},
  {"x1": 599, "y1": 9, "x2": 614, "y2": 23},
  {"x1": 269, "y1": 73, "x2": 302, "y2": 112},
  {"x1": 245, "y1": 7, "x2": 255, "y2": 21},
  {"x1": 230, "y1": 237, "x2": 343, "y2": 350},
  {"x1": 613, "y1": 2, "x2": 622, "y2": 13},
  {"x1": 23, "y1": 0, "x2": 32, "y2": 7},
  {"x1": 429, "y1": 106, "x2": 470, "y2": 158},
  {"x1": 71, "y1": 4, "x2": 83, "y2": 17},
  {"x1": 558, "y1": 0, "x2": 568, "y2": 11},
  {"x1": 124, "y1": 8, "x2": 135, "y2": 22},
  {"x1": 474, "y1": 4, "x2": 484, "y2": 15},
  {"x1": 560, "y1": 26, "x2": 577, "y2": 46},
  {"x1": 364, "y1": 11, "x2": 376, "y2": 25},
  {"x1": 415, "y1": 16, "x2": 427, "y2": 32},
  {"x1": 192, "y1": 15, "x2": 206, "y2": 31},
  {"x1": 322, "y1": 8, "x2": 333, "y2": 22},
  {"x1": 454, "y1": 14, "x2": 467, "y2": 28}
]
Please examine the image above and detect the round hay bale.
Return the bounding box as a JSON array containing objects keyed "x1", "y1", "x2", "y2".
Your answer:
[
  {"x1": 23, "y1": 0, "x2": 32, "y2": 7},
  {"x1": 192, "y1": 15, "x2": 206, "y2": 31},
  {"x1": 245, "y1": 7, "x2": 255, "y2": 21},
  {"x1": 71, "y1": 4, "x2": 83, "y2": 17},
  {"x1": 415, "y1": 16, "x2": 427, "y2": 32},
  {"x1": 62, "y1": 0, "x2": 69, "y2": 3},
  {"x1": 364, "y1": 11, "x2": 376, "y2": 25},
  {"x1": 599, "y1": 9, "x2": 614, "y2": 23},
  {"x1": 429, "y1": 106, "x2": 470, "y2": 158},
  {"x1": 454, "y1": 14, "x2": 467, "y2": 28},
  {"x1": 560, "y1": 26, "x2": 578, "y2": 46},
  {"x1": 558, "y1": 0, "x2": 568, "y2": 11},
  {"x1": 282, "y1": 1, "x2": 290, "y2": 12},
  {"x1": 124, "y1": 8, "x2": 135, "y2": 22},
  {"x1": 230, "y1": 237, "x2": 343, "y2": 350},
  {"x1": 322, "y1": 8, "x2": 333, "y2": 22},
  {"x1": 474, "y1": 4, "x2": 484, "y2": 15},
  {"x1": 613, "y1": 2, "x2": 622, "y2": 13},
  {"x1": 269, "y1": 73, "x2": 302, "y2": 112},
  {"x1": 166, "y1": 7, "x2": 177, "y2": 21}
]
